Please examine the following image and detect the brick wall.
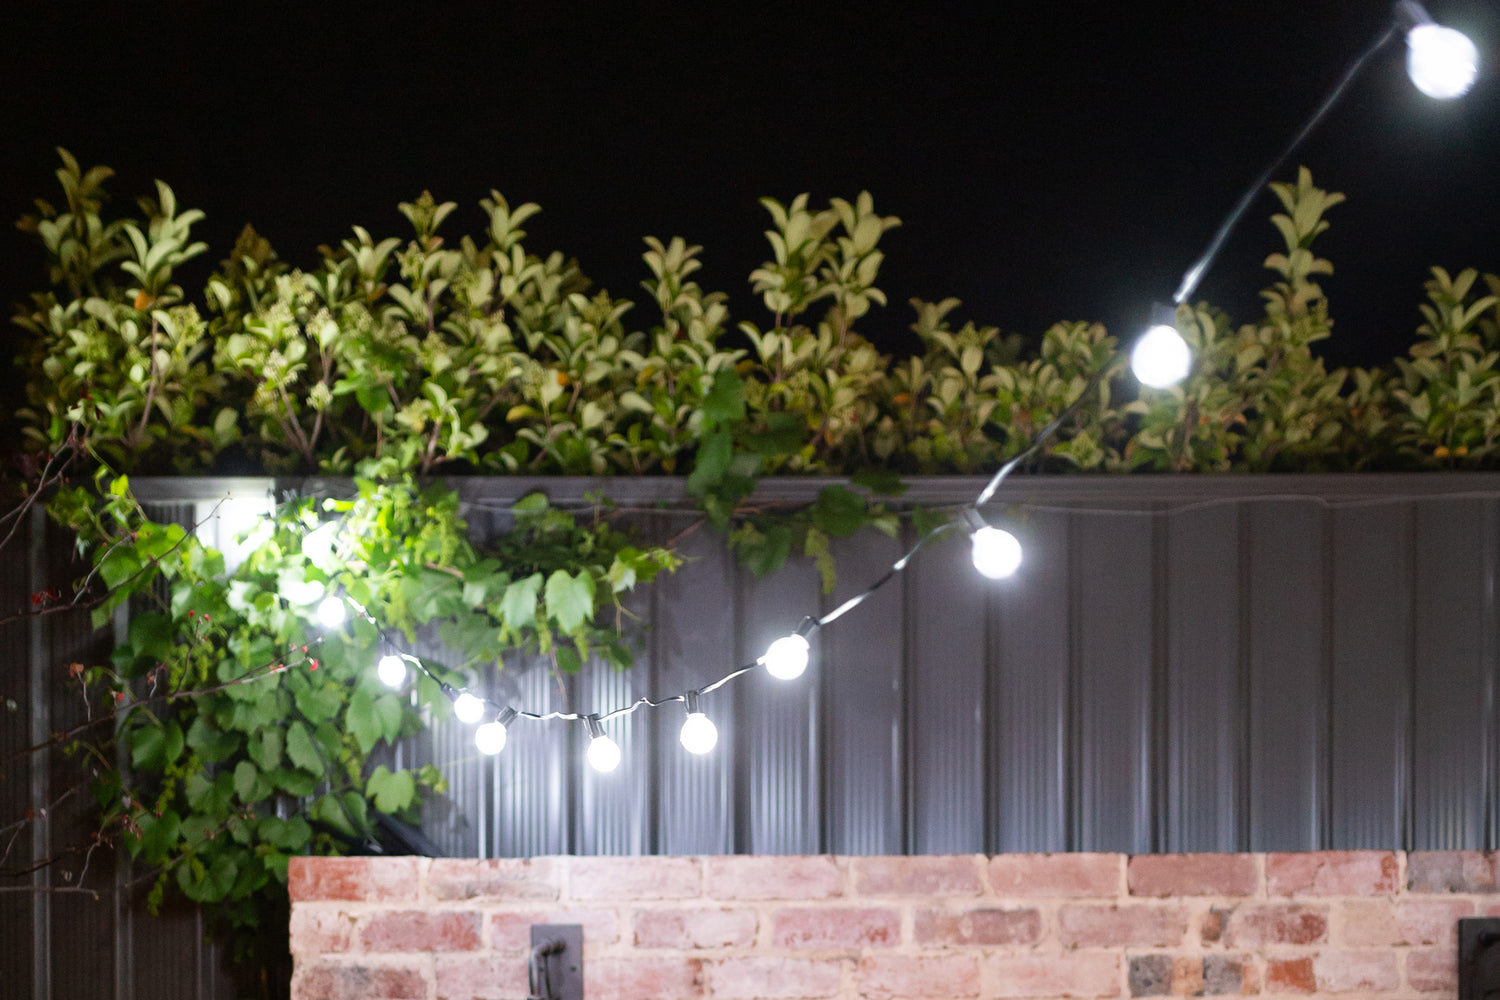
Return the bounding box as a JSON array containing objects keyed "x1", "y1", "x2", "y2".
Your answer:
[{"x1": 288, "y1": 851, "x2": 1499, "y2": 1000}]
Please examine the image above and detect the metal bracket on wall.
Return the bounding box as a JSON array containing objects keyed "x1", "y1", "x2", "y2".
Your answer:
[
  {"x1": 1459, "y1": 917, "x2": 1500, "y2": 1000},
  {"x1": 529, "y1": 924, "x2": 583, "y2": 1000}
]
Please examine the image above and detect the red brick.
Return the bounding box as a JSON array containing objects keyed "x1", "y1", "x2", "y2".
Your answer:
[
  {"x1": 289, "y1": 906, "x2": 357, "y2": 955},
  {"x1": 1266, "y1": 958, "x2": 1315, "y2": 995},
  {"x1": 361, "y1": 911, "x2": 481, "y2": 952},
  {"x1": 983, "y1": 953, "x2": 1120, "y2": 998},
  {"x1": 1222, "y1": 904, "x2": 1328, "y2": 947},
  {"x1": 914, "y1": 907, "x2": 1042, "y2": 946},
  {"x1": 1056, "y1": 903, "x2": 1190, "y2": 948},
  {"x1": 434, "y1": 955, "x2": 528, "y2": 1000},
  {"x1": 1266, "y1": 851, "x2": 1399, "y2": 897},
  {"x1": 1312, "y1": 951, "x2": 1400, "y2": 993},
  {"x1": 988, "y1": 853, "x2": 1121, "y2": 897},
  {"x1": 588, "y1": 958, "x2": 704, "y2": 1000},
  {"x1": 1340, "y1": 898, "x2": 1474, "y2": 947},
  {"x1": 853, "y1": 855, "x2": 983, "y2": 896},
  {"x1": 292, "y1": 960, "x2": 427, "y2": 1000},
  {"x1": 1171, "y1": 957, "x2": 1206, "y2": 997},
  {"x1": 568, "y1": 856, "x2": 701, "y2": 900},
  {"x1": 634, "y1": 908, "x2": 758, "y2": 949},
  {"x1": 705, "y1": 856, "x2": 843, "y2": 900},
  {"x1": 857, "y1": 955, "x2": 981, "y2": 999},
  {"x1": 1407, "y1": 949, "x2": 1457, "y2": 992},
  {"x1": 1129, "y1": 854, "x2": 1258, "y2": 897},
  {"x1": 490, "y1": 909, "x2": 621, "y2": 952},
  {"x1": 1407, "y1": 851, "x2": 1499, "y2": 893},
  {"x1": 772, "y1": 906, "x2": 900, "y2": 949},
  {"x1": 1199, "y1": 908, "x2": 1228, "y2": 944},
  {"x1": 287, "y1": 857, "x2": 421, "y2": 903},
  {"x1": 428, "y1": 857, "x2": 561, "y2": 901},
  {"x1": 710, "y1": 958, "x2": 843, "y2": 999}
]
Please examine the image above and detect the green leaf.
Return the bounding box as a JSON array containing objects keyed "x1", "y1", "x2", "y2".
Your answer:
[
  {"x1": 127, "y1": 611, "x2": 175, "y2": 666},
  {"x1": 247, "y1": 727, "x2": 282, "y2": 771},
  {"x1": 687, "y1": 429, "x2": 732, "y2": 494},
  {"x1": 850, "y1": 467, "x2": 908, "y2": 497},
  {"x1": 285, "y1": 721, "x2": 323, "y2": 774},
  {"x1": 348, "y1": 688, "x2": 379, "y2": 754},
  {"x1": 499, "y1": 573, "x2": 543, "y2": 633},
  {"x1": 373, "y1": 694, "x2": 405, "y2": 742},
  {"x1": 702, "y1": 368, "x2": 745, "y2": 426},
  {"x1": 808, "y1": 485, "x2": 868, "y2": 537},
  {"x1": 233, "y1": 760, "x2": 264, "y2": 802},
  {"x1": 544, "y1": 570, "x2": 595, "y2": 633},
  {"x1": 130, "y1": 721, "x2": 185, "y2": 771},
  {"x1": 367, "y1": 765, "x2": 417, "y2": 814}
]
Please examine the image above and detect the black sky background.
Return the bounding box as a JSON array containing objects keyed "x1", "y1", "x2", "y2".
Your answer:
[{"x1": 1, "y1": 1, "x2": 1497, "y2": 396}]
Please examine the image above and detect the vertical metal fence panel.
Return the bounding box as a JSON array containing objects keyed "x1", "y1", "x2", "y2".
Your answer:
[
  {"x1": 1072, "y1": 512, "x2": 1155, "y2": 853},
  {"x1": 988, "y1": 510, "x2": 1070, "y2": 853},
  {"x1": 415, "y1": 634, "x2": 484, "y2": 859},
  {"x1": 1163, "y1": 504, "x2": 1242, "y2": 853},
  {"x1": 821, "y1": 529, "x2": 906, "y2": 855},
  {"x1": 1246, "y1": 503, "x2": 1328, "y2": 851},
  {"x1": 905, "y1": 528, "x2": 988, "y2": 854},
  {"x1": 649, "y1": 524, "x2": 736, "y2": 856},
  {"x1": 1, "y1": 508, "x2": 35, "y2": 1000},
  {"x1": 737, "y1": 557, "x2": 822, "y2": 854},
  {"x1": 492, "y1": 657, "x2": 572, "y2": 858},
  {"x1": 577, "y1": 659, "x2": 648, "y2": 855},
  {"x1": 1329, "y1": 504, "x2": 1413, "y2": 849},
  {"x1": 1411, "y1": 499, "x2": 1495, "y2": 849}
]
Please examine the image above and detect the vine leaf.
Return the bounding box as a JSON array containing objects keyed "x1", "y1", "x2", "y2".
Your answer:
[
  {"x1": 367, "y1": 765, "x2": 416, "y2": 814},
  {"x1": 348, "y1": 689, "x2": 380, "y2": 754},
  {"x1": 499, "y1": 572, "x2": 543, "y2": 633},
  {"x1": 131, "y1": 721, "x2": 185, "y2": 771},
  {"x1": 544, "y1": 570, "x2": 594, "y2": 633},
  {"x1": 285, "y1": 721, "x2": 322, "y2": 774}
]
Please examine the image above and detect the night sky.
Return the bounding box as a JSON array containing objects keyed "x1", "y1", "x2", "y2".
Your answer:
[{"x1": 2, "y1": 1, "x2": 1497, "y2": 383}]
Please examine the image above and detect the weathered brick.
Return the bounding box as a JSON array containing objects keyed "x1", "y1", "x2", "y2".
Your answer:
[
  {"x1": 428, "y1": 857, "x2": 561, "y2": 901},
  {"x1": 1199, "y1": 908, "x2": 1228, "y2": 944},
  {"x1": 984, "y1": 953, "x2": 1120, "y2": 998},
  {"x1": 857, "y1": 955, "x2": 981, "y2": 999},
  {"x1": 288, "y1": 857, "x2": 422, "y2": 903},
  {"x1": 569, "y1": 856, "x2": 701, "y2": 900},
  {"x1": 1266, "y1": 851, "x2": 1399, "y2": 896},
  {"x1": 1407, "y1": 851, "x2": 1499, "y2": 893},
  {"x1": 1056, "y1": 903, "x2": 1189, "y2": 948},
  {"x1": 1222, "y1": 903, "x2": 1328, "y2": 947},
  {"x1": 289, "y1": 906, "x2": 357, "y2": 955},
  {"x1": 988, "y1": 853, "x2": 1121, "y2": 897},
  {"x1": 1129, "y1": 954, "x2": 1172, "y2": 996},
  {"x1": 853, "y1": 855, "x2": 983, "y2": 896},
  {"x1": 772, "y1": 906, "x2": 900, "y2": 949},
  {"x1": 1312, "y1": 950, "x2": 1400, "y2": 993},
  {"x1": 1202, "y1": 954, "x2": 1249, "y2": 996},
  {"x1": 1129, "y1": 854, "x2": 1258, "y2": 897},
  {"x1": 1265, "y1": 957, "x2": 1315, "y2": 995},
  {"x1": 1407, "y1": 949, "x2": 1457, "y2": 992},
  {"x1": 705, "y1": 856, "x2": 843, "y2": 900},
  {"x1": 434, "y1": 955, "x2": 528, "y2": 1000},
  {"x1": 588, "y1": 958, "x2": 704, "y2": 1000},
  {"x1": 490, "y1": 909, "x2": 620, "y2": 952},
  {"x1": 913, "y1": 907, "x2": 1042, "y2": 946},
  {"x1": 292, "y1": 960, "x2": 427, "y2": 1000},
  {"x1": 634, "y1": 907, "x2": 757, "y2": 949},
  {"x1": 710, "y1": 958, "x2": 843, "y2": 999},
  {"x1": 361, "y1": 911, "x2": 481, "y2": 952},
  {"x1": 1339, "y1": 898, "x2": 1474, "y2": 947},
  {"x1": 1171, "y1": 956, "x2": 1206, "y2": 996}
]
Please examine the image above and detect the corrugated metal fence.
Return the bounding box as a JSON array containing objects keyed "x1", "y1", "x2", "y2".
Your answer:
[{"x1": 5, "y1": 472, "x2": 1500, "y2": 997}]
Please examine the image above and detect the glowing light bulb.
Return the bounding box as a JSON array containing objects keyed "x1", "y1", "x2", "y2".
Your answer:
[
  {"x1": 970, "y1": 525, "x2": 1023, "y2": 580},
  {"x1": 762, "y1": 633, "x2": 810, "y2": 680},
  {"x1": 1407, "y1": 23, "x2": 1479, "y2": 99},
  {"x1": 316, "y1": 595, "x2": 347, "y2": 628},
  {"x1": 475, "y1": 720, "x2": 508, "y2": 755},
  {"x1": 452, "y1": 691, "x2": 485, "y2": 725},
  {"x1": 587, "y1": 734, "x2": 622, "y2": 772},
  {"x1": 377, "y1": 654, "x2": 407, "y2": 688},
  {"x1": 1131, "y1": 324, "x2": 1192, "y2": 388},
  {"x1": 679, "y1": 713, "x2": 718, "y2": 755}
]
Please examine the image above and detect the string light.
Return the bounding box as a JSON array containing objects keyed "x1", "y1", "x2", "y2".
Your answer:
[
  {"x1": 316, "y1": 595, "x2": 347, "y2": 628},
  {"x1": 475, "y1": 707, "x2": 518, "y2": 756},
  {"x1": 376, "y1": 653, "x2": 407, "y2": 689},
  {"x1": 1130, "y1": 305, "x2": 1192, "y2": 389},
  {"x1": 1400, "y1": 2, "x2": 1478, "y2": 99},
  {"x1": 963, "y1": 508, "x2": 1023, "y2": 580},
  {"x1": 678, "y1": 691, "x2": 718, "y2": 755},
  {"x1": 761, "y1": 618, "x2": 816, "y2": 680},
  {"x1": 584, "y1": 715, "x2": 621, "y2": 773},
  {"x1": 452, "y1": 690, "x2": 486, "y2": 725}
]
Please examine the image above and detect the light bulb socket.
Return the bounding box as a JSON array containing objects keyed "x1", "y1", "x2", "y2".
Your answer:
[
  {"x1": 793, "y1": 616, "x2": 817, "y2": 640},
  {"x1": 1395, "y1": 0, "x2": 1434, "y2": 30},
  {"x1": 494, "y1": 706, "x2": 519, "y2": 727},
  {"x1": 1149, "y1": 301, "x2": 1179, "y2": 327},
  {"x1": 961, "y1": 507, "x2": 989, "y2": 534},
  {"x1": 585, "y1": 714, "x2": 606, "y2": 740},
  {"x1": 683, "y1": 690, "x2": 702, "y2": 715},
  {"x1": 439, "y1": 681, "x2": 458, "y2": 699}
]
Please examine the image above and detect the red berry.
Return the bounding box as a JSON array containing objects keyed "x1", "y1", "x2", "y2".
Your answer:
[
  {"x1": 187, "y1": 610, "x2": 195, "y2": 618},
  {"x1": 309, "y1": 660, "x2": 319, "y2": 671}
]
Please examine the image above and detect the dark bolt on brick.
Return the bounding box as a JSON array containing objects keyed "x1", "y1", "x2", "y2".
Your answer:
[{"x1": 1130, "y1": 954, "x2": 1174, "y2": 997}]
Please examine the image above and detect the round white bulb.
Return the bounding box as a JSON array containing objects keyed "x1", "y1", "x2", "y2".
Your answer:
[
  {"x1": 474, "y1": 720, "x2": 509, "y2": 755},
  {"x1": 376, "y1": 654, "x2": 407, "y2": 689},
  {"x1": 453, "y1": 691, "x2": 486, "y2": 725},
  {"x1": 762, "y1": 633, "x2": 810, "y2": 680},
  {"x1": 587, "y1": 734, "x2": 622, "y2": 772},
  {"x1": 1407, "y1": 23, "x2": 1479, "y2": 99},
  {"x1": 1131, "y1": 323, "x2": 1192, "y2": 388},
  {"x1": 971, "y1": 525, "x2": 1024, "y2": 580},
  {"x1": 316, "y1": 595, "x2": 347, "y2": 628},
  {"x1": 679, "y1": 712, "x2": 719, "y2": 755}
]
